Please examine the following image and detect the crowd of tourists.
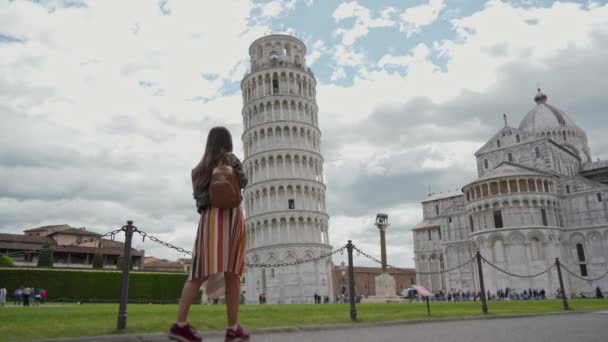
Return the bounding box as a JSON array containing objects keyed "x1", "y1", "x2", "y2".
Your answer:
[
  {"x1": 409, "y1": 288, "x2": 550, "y2": 302},
  {"x1": 414, "y1": 286, "x2": 605, "y2": 301},
  {"x1": 1, "y1": 286, "x2": 48, "y2": 306}
]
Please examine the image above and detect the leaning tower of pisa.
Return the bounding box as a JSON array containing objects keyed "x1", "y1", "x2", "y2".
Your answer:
[{"x1": 241, "y1": 34, "x2": 333, "y2": 304}]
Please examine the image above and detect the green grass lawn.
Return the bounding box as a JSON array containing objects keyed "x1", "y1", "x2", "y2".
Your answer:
[{"x1": 1, "y1": 299, "x2": 608, "y2": 342}]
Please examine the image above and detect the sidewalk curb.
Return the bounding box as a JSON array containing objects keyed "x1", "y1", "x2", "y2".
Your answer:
[{"x1": 30, "y1": 310, "x2": 594, "y2": 342}]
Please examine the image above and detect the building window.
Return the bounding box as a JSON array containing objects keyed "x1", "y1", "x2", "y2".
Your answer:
[
  {"x1": 580, "y1": 264, "x2": 588, "y2": 277},
  {"x1": 507, "y1": 153, "x2": 513, "y2": 162},
  {"x1": 516, "y1": 135, "x2": 520, "y2": 143},
  {"x1": 497, "y1": 139, "x2": 501, "y2": 148},
  {"x1": 469, "y1": 216, "x2": 474, "y2": 232},
  {"x1": 288, "y1": 199, "x2": 295, "y2": 209},
  {"x1": 428, "y1": 230, "x2": 432, "y2": 241},
  {"x1": 484, "y1": 159, "x2": 488, "y2": 169},
  {"x1": 493, "y1": 210, "x2": 503, "y2": 228},
  {"x1": 598, "y1": 193, "x2": 603, "y2": 202},
  {"x1": 438, "y1": 229, "x2": 442, "y2": 240},
  {"x1": 535, "y1": 146, "x2": 541, "y2": 158},
  {"x1": 448, "y1": 217, "x2": 452, "y2": 223},
  {"x1": 541, "y1": 208, "x2": 548, "y2": 226},
  {"x1": 271, "y1": 268, "x2": 275, "y2": 278},
  {"x1": 576, "y1": 243, "x2": 586, "y2": 262},
  {"x1": 566, "y1": 185, "x2": 570, "y2": 194},
  {"x1": 544, "y1": 182, "x2": 549, "y2": 192},
  {"x1": 435, "y1": 204, "x2": 439, "y2": 215}
]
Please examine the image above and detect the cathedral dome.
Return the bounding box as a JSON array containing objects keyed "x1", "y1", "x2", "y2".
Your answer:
[
  {"x1": 518, "y1": 89, "x2": 579, "y2": 132},
  {"x1": 518, "y1": 89, "x2": 591, "y2": 163}
]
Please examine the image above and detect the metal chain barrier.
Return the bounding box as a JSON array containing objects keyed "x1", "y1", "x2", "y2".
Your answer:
[
  {"x1": 352, "y1": 245, "x2": 475, "y2": 275},
  {"x1": 133, "y1": 228, "x2": 347, "y2": 268},
  {"x1": 480, "y1": 254, "x2": 554, "y2": 278},
  {"x1": 134, "y1": 229, "x2": 193, "y2": 256},
  {"x1": 246, "y1": 245, "x2": 347, "y2": 268},
  {"x1": 558, "y1": 261, "x2": 608, "y2": 282}
]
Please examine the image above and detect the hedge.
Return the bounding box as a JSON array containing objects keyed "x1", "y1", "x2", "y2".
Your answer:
[{"x1": 0, "y1": 268, "x2": 189, "y2": 303}]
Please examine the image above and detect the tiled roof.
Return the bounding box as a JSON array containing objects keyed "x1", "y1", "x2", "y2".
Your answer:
[
  {"x1": 23, "y1": 224, "x2": 71, "y2": 233},
  {"x1": 144, "y1": 259, "x2": 184, "y2": 269},
  {"x1": 50, "y1": 228, "x2": 101, "y2": 236},
  {"x1": 422, "y1": 191, "x2": 463, "y2": 203},
  {"x1": 0, "y1": 233, "x2": 55, "y2": 244}
]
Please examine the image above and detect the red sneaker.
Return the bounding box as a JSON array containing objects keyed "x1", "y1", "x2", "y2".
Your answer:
[
  {"x1": 169, "y1": 322, "x2": 203, "y2": 342},
  {"x1": 225, "y1": 324, "x2": 250, "y2": 341}
]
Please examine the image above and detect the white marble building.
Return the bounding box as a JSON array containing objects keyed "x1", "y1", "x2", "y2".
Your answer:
[
  {"x1": 413, "y1": 89, "x2": 608, "y2": 296},
  {"x1": 241, "y1": 34, "x2": 333, "y2": 304}
]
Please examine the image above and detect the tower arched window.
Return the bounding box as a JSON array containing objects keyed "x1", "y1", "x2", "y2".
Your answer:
[
  {"x1": 496, "y1": 139, "x2": 501, "y2": 148},
  {"x1": 272, "y1": 78, "x2": 279, "y2": 94},
  {"x1": 507, "y1": 153, "x2": 513, "y2": 163},
  {"x1": 484, "y1": 159, "x2": 489, "y2": 169}
]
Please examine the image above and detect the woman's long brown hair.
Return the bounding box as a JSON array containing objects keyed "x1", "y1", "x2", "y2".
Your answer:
[{"x1": 192, "y1": 126, "x2": 233, "y2": 194}]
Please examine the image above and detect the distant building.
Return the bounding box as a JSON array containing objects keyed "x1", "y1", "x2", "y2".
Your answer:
[
  {"x1": 0, "y1": 224, "x2": 144, "y2": 270},
  {"x1": 413, "y1": 89, "x2": 608, "y2": 296},
  {"x1": 331, "y1": 263, "x2": 416, "y2": 298},
  {"x1": 143, "y1": 257, "x2": 187, "y2": 273}
]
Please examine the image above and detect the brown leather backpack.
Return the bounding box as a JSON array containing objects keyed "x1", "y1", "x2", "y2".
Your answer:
[{"x1": 209, "y1": 156, "x2": 241, "y2": 208}]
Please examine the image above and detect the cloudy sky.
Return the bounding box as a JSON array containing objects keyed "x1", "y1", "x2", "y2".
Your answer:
[{"x1": 1, "y1": 0, "x2": 608, "y2": 267}]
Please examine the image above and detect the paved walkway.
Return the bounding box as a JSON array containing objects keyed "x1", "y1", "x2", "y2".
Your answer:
[{"x1": 36, "y1": 311, "x2": 608, "y2": 342}]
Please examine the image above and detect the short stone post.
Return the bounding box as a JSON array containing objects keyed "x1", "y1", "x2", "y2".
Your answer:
[
  {"x1": 555, "y1": 258, "x2": 569, "y2": 310},
  {"x1": 117, "y1": 220, "x2": 135, "y2": 330},
  {"x1": 475, "y1": 251, "x2": 488, "y2": 314},
  {"x1": 346, "y1": 240, "x2": 357, "y2": 321}
]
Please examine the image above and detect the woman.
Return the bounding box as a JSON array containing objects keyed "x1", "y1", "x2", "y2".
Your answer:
[{"x1": 169, "y1": 127, "x2": 249, "y2": 342}]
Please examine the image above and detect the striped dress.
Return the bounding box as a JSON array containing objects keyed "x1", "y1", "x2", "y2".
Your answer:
[{"x1": 189, "y1": 206, "x2": 246, "y2": 281}]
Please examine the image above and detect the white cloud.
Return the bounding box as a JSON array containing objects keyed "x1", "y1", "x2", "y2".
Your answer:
[
  {"x1": 377, "y1": 43, "x2": 431, "y2": 68},
  {"x1": 332, "y1": 2, "x2": 396, "y2": 46},
  {"x1": 306, "y1": 39, "x2": 326, "y2": 66},
  {"x1": 255, "y1": 0, "x2": 297, "y2": 18},
  {"x1": 399, "y1": 0, "x2": 445, "y2": 37}
]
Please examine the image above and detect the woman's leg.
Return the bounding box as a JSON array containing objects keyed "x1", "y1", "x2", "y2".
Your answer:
[
  {"x1": 176, "y1": 277, "x2": 207, "y2": 323},
  {"x1": 224, "y1": 272, "x2": 240, "y2": 327}
]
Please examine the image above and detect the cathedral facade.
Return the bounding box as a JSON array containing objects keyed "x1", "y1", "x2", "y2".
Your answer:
[
  {"x1": 413, "y1": 90, "x2": 608, "y2": 296},
  {"x1": 240, "y1": 34, "x2": 333, "y2": 304}
]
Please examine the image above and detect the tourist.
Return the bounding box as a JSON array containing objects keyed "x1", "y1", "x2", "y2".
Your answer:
[
  {"x1": 14, "y1": 287, "x2": 22, "y2": 306},
  {"x1": 23, "y1": 287, "x2": 31, "y2": 307},
  {"x1": 41, "y1": 288, "x2": 47, "y2": 304},
  {"x1": 34, "y1": 288, "x2": 41, "y2": 307},
  {"x1": 596, "y1": 287, "x2": 604, "y2": 299},
  {"x1": 169, "y1": 127, "x2": 249, "y2": 342},
  {"x1": 0, "y1": 286, "x2": 6, "y2": 307}
]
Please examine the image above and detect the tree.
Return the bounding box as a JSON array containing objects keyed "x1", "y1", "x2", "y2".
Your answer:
[
  {"x1": 116, "y1": 256, "x2": 133, "y2": 270},
  {"x1": 92, "y1": 252, "x2": 104, "y2": 269},
  {"x1": 0, "y1": 255, "x2": 14, "y2": 267},
  {"x1": 37, "y1": 244, "x2": 54, "y2": 268}
]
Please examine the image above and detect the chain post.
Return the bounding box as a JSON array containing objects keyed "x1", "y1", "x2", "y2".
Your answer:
[
  {"x1": 117, "y1": 220, "x2": 135, "y2": 330},
  {"x1": 555, "y1": 258, "x2": 569, "y2": 311},
  {"x1": 476, "y1": 251, "x2": 488, "y2": 314},
  {"x1": 346, "y1": 240, "x2": 357, "y2": 321}
]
